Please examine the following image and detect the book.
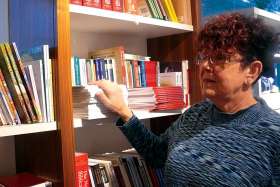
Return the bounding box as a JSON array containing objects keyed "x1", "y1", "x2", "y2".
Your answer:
[
  {"x1": 159, "y1": 0, "x2": 178, "y2": 22},
  {"x1": 112, "y1": 0, "x2": 123, "y2": 12},
  {"x1": 89, "y1": 46, "x2": 126, "y2": 84},
  {"x1": 124, "y1": 0, "x2": 137, "y2": 14},
  {"x1": 101, "y1": 0, "x2": 113, "y2": 10},
  {"x1": 75, "y1": 153, "x2": 90, "y2": 187},
  {"x1": 0, "y1": 69, "x2": 20, "y2": 124},
  {"x1": 83, "y1": 0, "x2": 102, "y2": 8},
  {"x1": 0, "y1": 173, "x2": 52, "y2": 187},
  {"x1": 24, "y1": 60, "x2": 47, "y2": 122},
  {"x1": 137, "y1": 0, "x2": 152, "y2": 17},
  {"x1": 10, "y1": 42, "x2": 42, "y2": 122},
  {"x1": 71, "y1": 0, "x2": 83, "y2": 5},
  {"x1": 171, "y1": 0, "x2": 192, "y2": 25},
  {"x1": 21, "y1": 45, "x2": 53, "y2": 122},
  {"x1": 0, "y1": 44, "x2": 31, "y2": 123}
]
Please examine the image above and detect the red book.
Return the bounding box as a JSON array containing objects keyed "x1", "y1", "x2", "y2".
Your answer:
[
  {"x1": 0, "y1": 173, "x2": 51, "y2": 187},
  {"x1": 83, "y1": 0, "x2": 102, "y2": 8},
  {"x1": 71, "y1": 0, "x2": 83, "y2": 5},
  {"x1": 112, "y1": 0, "x2": 123, "y2": 12},
  {"x1": 75, "y1": 152, "x2": 90, "y2": 187},
  {"x1": 145, "y1": 61, "x2": 157, "y2": 87},
  {"x1": 101, "y1": 0, "x2": 113, "y2": 10}
]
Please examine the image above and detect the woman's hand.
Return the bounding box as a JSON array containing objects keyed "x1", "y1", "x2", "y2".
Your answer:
[{"x1": 94, "y1": 80, "x2": 133, "y2": 122}]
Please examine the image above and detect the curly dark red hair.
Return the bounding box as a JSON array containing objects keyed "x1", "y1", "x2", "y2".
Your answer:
[{"x1": 198, "y1": 13, "x2": 277, "y2": 77}]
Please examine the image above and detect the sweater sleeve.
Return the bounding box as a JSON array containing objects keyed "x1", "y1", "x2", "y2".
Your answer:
[{"x1": 117, "y1": 113, "x2": 186, "y2": 168}]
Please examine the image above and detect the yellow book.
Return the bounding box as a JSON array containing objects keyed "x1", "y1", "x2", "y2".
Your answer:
[{"x1": 160, "y1": 0, "x2": 178, "y2": 22}]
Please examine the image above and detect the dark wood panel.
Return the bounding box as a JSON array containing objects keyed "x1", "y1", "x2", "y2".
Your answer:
[
  {"x1": 148, "y1": 0, "x2": 202, "y2": 105},
  {"x1": 15, "y1": 132, "x2": 63, "y2": 187},
  {"x1": 147, "y1": 0, "x2": 202, "y2": 134}
]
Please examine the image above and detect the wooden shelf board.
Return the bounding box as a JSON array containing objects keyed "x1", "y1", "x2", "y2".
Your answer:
[
  {"x1": 70, "y1": 4, "x2": 193, "y2": 38},
  {"x1": 0, "y1": 122, "x2": 57, "y2": 137}
]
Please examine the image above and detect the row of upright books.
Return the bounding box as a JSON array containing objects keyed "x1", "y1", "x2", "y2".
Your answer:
[
  {"x1": 72, "y1": 46, "x2": 189, "y2": 89},
  {"x1": 70, "y1": 0, "x2": 192, "y2": 24},
  {"x1": 76, "y1": 151, "x2": 165, "y2": 187},
  {"x1": 0, "y1": 42, "x2": 54, "y2": 125}
]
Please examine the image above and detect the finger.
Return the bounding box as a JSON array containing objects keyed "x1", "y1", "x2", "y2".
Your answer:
[
  {"x1": 95, "y1": 91, "x2": 113, "y2": 110},
  {"x1": 94, "y1": 80, "x2": 113, "y2": 94}
]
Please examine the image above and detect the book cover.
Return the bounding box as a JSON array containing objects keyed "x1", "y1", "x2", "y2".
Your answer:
[
  {"x1": 124, "y1": 0, "x2": 137, "y2": 14},
  {"x1": 24, "y1": 60, "x2": 47, "y2": 122},
  {"x1": 83, "y1": 0, "x2": 102, "y2": 8},
  {"x1": 71, "y1": 0, "x2": 83, "y2": 5},
  {"x1": 101, "y1": 0, "x2": 113, "y2": 10},
  {"x1": 112, "y1": 0, "x2": 123, "y2": 12},
  {"x1": 137, "y1": 0, "x2": 152, "y2": 17},
  {"x1": 89, "y1": 46, "x2": 126, "y2": 84},
  {"x1": 4, "y1": 43, "x2": 37, "y2": 123},
  {"x1": 0, "y1": 69, "x2": 20, "y2": 124},
  {"x1": 10, "y1": 42, "x2": 42, "y2": 122},
  {"x1": 171, "y1": 0, "x2": 192, "y2": 24},
  {"x1": 0, "y1": 44, "x2": 31, "y2": 124},
  {"x1": 75, "y1": 152, "x2": 90, "y2": 187},
  {"x1": 21, "y1": 44, "x2": 52, "y2": 122},
  {"x1": 0, "y1": 173, "x2": 51, "y2": 187}
]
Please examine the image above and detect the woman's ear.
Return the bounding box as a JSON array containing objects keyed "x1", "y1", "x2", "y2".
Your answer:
[{"x1": 245, "y1": 60, "x2": 263, "y2": 85}]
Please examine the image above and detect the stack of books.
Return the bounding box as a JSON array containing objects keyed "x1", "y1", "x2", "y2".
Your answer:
[
  {"x1": 72, "y1": 85, "x2": 128, "y2": 119},
  {"x1": 128, "y1": 86, "x2": 185, "y2": 111}
]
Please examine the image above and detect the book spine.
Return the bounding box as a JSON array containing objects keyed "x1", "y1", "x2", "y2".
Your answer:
[
  {"x1": 10, "y1": 42, "x2": 42, "y2": 122},
  {"x1": 0, "y1": 69, "x2": 20, "y2": 124},
  {"x1": 112, "y1": 0, "x2": 123, "y2": 12},
  {"x1": 71, "y1": 0, "x2": 83, "y2": 5},
  {"x1": 83, "y1": 0, "x2": 102, "y2": 8},
  {"x1": 102, "y1": 0, "x2": 113, "y2": 10},
  {"x1": 74, "y1": 56, "x2": 81, "y2": 86},
  {"x1": 0, "y1": 44, "x2": 31, "y2": 123},
  {"x1": 139, "y1": 61, "x2": 146, "y2": 87},
  {"x1": 4, "y1": 43, "x2": 37, "y2": 122}
]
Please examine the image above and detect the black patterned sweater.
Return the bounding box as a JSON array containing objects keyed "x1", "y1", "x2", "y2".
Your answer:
[{"x1": 117, "y1": 98, "x2": 280, "y2": 186}]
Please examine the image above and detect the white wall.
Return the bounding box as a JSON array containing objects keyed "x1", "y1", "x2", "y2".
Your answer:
[
  {"x1": 75, "y1": 119, "x2": 150, "y2": 155},
  {"x1": 0, "y1": 0, "x2": 9, "y2": 42},
  {"x1": 71, "y1": 31, "x2": 147, "y2": 58}
]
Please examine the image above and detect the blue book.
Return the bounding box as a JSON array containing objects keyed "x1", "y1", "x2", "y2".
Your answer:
[
  {"x1": 139, "y1": 61, "x2": 146, "y2": 87},
  {"x1": 74, "y1": 56, "x2": 80, "y2": 86}
]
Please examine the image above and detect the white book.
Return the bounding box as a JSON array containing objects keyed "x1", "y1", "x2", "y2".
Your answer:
[{"x1": 24, "y1": 60, "x2": 47, "y2": 122}]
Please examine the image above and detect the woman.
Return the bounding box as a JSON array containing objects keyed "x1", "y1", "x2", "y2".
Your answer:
[{"x1": 94, "y1": 13, "x2": 280, "y2": 186}]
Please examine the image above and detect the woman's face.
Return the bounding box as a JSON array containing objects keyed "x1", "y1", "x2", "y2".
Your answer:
[{"x1": 199, "y1": 53, "x2": 249, "y2": 101}]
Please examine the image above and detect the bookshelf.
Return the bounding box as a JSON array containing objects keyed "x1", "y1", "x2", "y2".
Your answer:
[
  {"x1": 2, "y1": 0, "x2": 202, "y2": 186},
  {"x1": 70, "y1": 4, "x2": 193, "y2": 38}
]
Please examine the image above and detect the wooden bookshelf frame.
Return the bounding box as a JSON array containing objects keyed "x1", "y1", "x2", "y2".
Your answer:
[{"x1": 6, "y1": 0, "x2": 202, "y2": 186}]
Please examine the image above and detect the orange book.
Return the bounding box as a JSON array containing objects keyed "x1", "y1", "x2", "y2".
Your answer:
[
  {"x1": 101, "y1": 0, "x2": 113, "y2": 10},
  {"x1": 71, "y1": 0, "x2": 83, "y2": 5},
  {"x1": 112, "y1": 0, "x2": 124, "y2": 12},
  {"x1": 83, "y1": 0, "x2": 102, "y2": 8},
  {"x1": 171, "y1": 0, "x2": 192, "y2": 24},
  {"x1": 124, "y1": 0, "x2": 137, "y2": 14}
]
